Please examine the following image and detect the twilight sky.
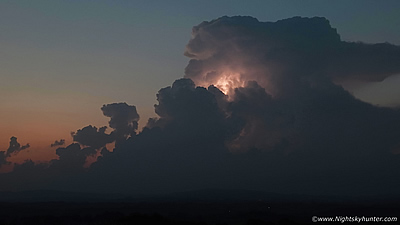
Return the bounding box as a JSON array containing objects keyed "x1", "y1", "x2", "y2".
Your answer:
[
  {"x1": 1, "y1": 0, "x2": 400, "y2": 148},
  {"x1": 1, "y1": 0, "x2": 400, "y2": 195}
]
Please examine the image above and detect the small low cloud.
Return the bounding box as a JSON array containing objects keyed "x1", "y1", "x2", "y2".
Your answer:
[
  {"x1": 0, "y1": 137, "x2": 30, "y2": 168},
  {"x1": 50, "y1": 139, "x2": 65, "y2": 147},
  {"x1": 6, "y1": 136, "x2": 30, "y2": 157}
]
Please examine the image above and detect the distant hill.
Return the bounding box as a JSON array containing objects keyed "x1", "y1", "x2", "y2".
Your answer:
[
  {"x1": 0, "y1": 189, "x2": 399, "y2": 224},
  {"x1": 0, "y1": 190, "x2": 125, "y2": 202},
  {"x1": 1, "y1": 188, "x2": 399, "y2": 204}
]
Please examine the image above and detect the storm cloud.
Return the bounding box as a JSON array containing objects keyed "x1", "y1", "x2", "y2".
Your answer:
[
  {"x1": 184, "y1": 16, "x2": 400, "y2": 96},
  {"x1": 1, "y1": 16, "x2": 400, "y2": 197},
  {"x1": 183, "y1": 16, "x2": 400, "y2": 152}
]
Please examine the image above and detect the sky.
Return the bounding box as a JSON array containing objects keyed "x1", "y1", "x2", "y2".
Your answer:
[{"x1": 1, "y1": 0, "x2": 400, "y2": 196}]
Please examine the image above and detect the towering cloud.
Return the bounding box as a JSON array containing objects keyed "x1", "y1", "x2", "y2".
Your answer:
[
  {"x1": 71, "y1": 102, "x2": 139, "y2": 150},
  {"x1": 183, "y1": 16, "x2": 400, "y2": 152},
  {"x1": 184, "y1": 16, "x2": 400, "y2": 97},
  {"x1": 1, "y1": 16, "x2": 400, "y2": 197},
  {"x1": 101, "y1": 103, "x2": 140, "y2": 142}
]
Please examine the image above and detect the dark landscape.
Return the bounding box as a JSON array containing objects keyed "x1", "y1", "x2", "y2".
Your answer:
[{"x1": 0, "y1": 190, "x2": 399, "y2": 225}]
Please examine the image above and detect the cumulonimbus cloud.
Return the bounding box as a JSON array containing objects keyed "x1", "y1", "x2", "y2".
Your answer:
[
  {"x1": 1, "y1": 16, "x2": 400, "y2": 197},
  {"x1": 184, "y1": 16, "x2": 400, "y2": 96}
]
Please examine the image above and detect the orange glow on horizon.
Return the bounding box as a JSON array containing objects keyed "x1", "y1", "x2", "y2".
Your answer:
[{"x1": 0, "y1": 104, "x2": 155, "y2": 172}]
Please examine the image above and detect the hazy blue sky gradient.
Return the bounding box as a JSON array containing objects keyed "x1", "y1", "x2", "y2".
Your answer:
[{"x1": 1, "y1": 0, "x2": 399, "y2": 153}]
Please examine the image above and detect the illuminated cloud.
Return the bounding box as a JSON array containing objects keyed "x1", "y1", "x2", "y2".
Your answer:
[
  {"x1": 2, "y1": 16, "x2": 400, "y2": 197},
  {"x1": 184, "y1": 16, "x2": 400, "y2": 98},
  {"x1": 183, "y1": 16, "x2": 400, "y2": 152}
]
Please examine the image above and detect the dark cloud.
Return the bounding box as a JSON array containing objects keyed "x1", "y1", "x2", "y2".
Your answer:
[
  {"x1": 54, "y1": 102, "x2": 140, "y2": 173},
  {"x1": 71, "y1": 103, "x2": 139, "y2": 149},
  {"x1": 50, "y1": 139, "x2": 65, "y2": 147},
  {"x1": 152, "y1": 78, "x2": 228, "y2": 141},
  {"x1": 51, "y1": 143, "x2": 96, "y2": 171},
  {"x1": 0, "y1": 151, "x2": 8, "y2": 167},
  {"x1": 0, "y1": 137, "x2": 30, "y2": 168},
  {"x1": 182, "y1": 15, "x2": 400, "y2": 152},
  {"x1": 184, "y1": 16, "x2": 400, "y2": 97},
  {"x1": 101, "y1": 103, "x2": 140, "y2": 142},
  {"x1": 2, "y1": 16, "x2": 400, "y2": 197},
  {"x1": 6, "y1": 136, "x2": 30, "y2": 157},
  {"x1": 72, "y1": 125, "x2": 114, "y2": 149},
  {"x1": 331, "y1": 42, "x2": 400, "y2": 82},
  {"x1": 87, "y1": 16, "x2": 400, "y2": 196}
]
